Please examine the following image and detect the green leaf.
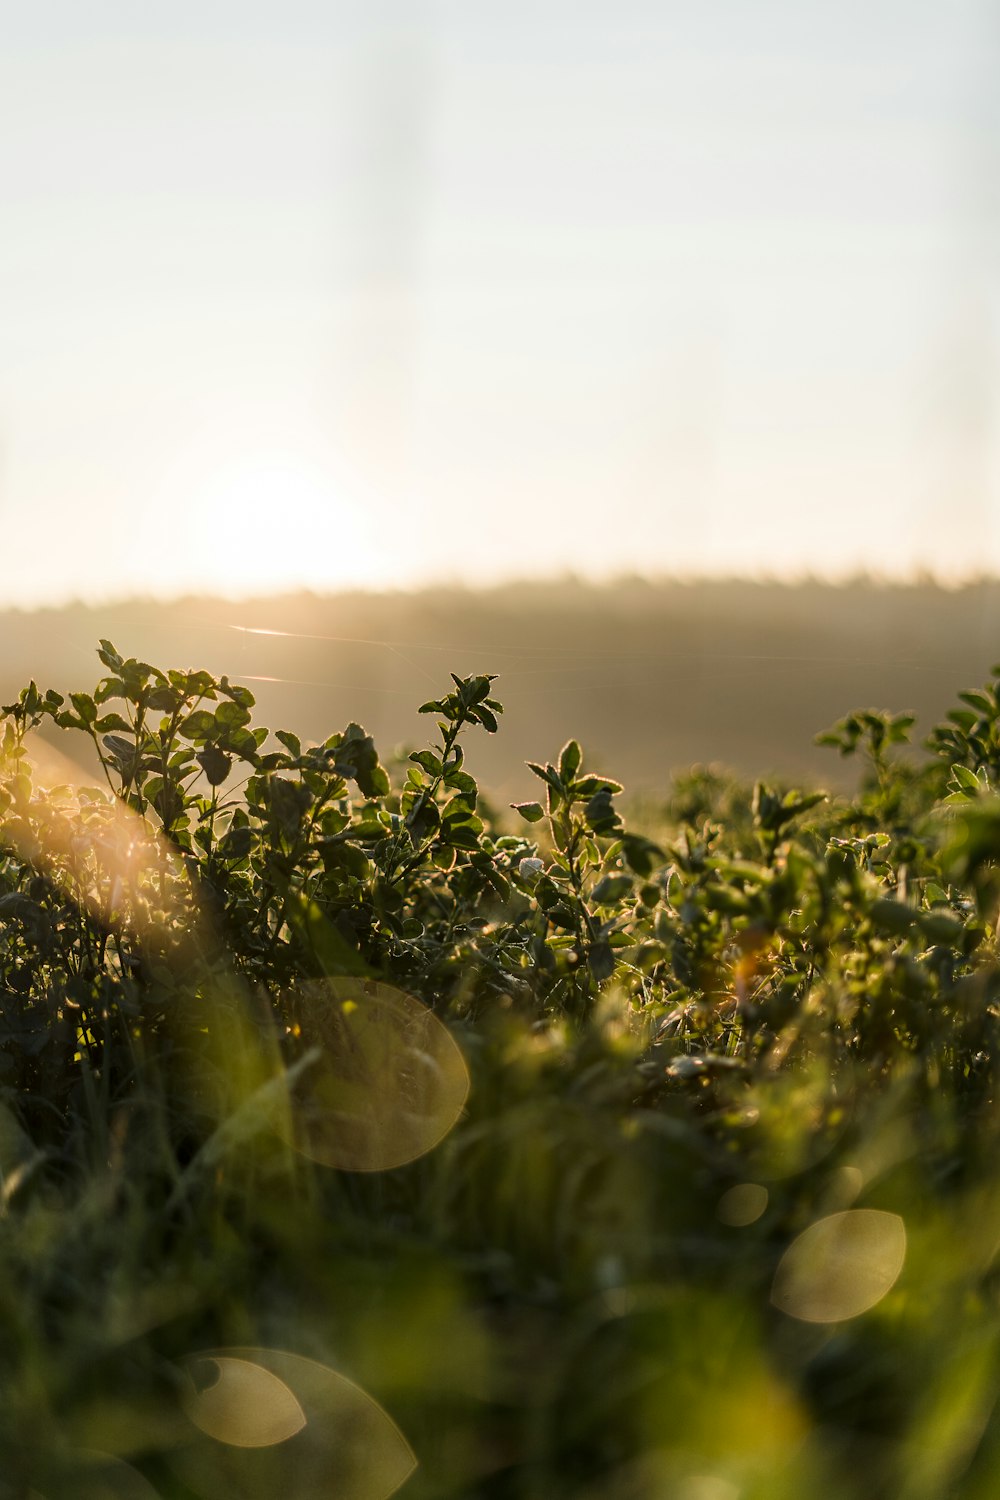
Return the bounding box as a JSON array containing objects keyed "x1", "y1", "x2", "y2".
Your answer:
[
  {"x1": 703, "y1": 884, "x2": 751, "y2": 915},
  {"x1": 918, "y1": 910, "x2": 965, "y2": 945},
  {"x1": 559, "y1": 739, "x2": 583, "y2": 779},
  {"x1": 588, "y1": 941, "x2": 616, "y2": 981},
  {"x1": 321, "y1": 839, "x2": 371, "y2": 880},
  {"x1": 511, "y1": 801, "x2": 545, "y2": 823},
  {"x1": 147, "y1": 686, "x2": 181, "y2": 712},
  {"x1": 621, "y1": 833, "x2": 662, "y2": 877},
  {"x1": 585, "y1": 786, "x2": 622, "y2": 837},
  {"x1": 69, "y1": 692, "x2": 97, "y2": 726},
  {"x1": 887, "y1": 713, "x2": 916, "y2": 742},
  {"x1": 408, "y1": 750, "x2": 443, "y2": 777},
  {"x1": 97, "y1": 639, "x2": 124, "y2": 672},
  {"x1": 268, "y1": 777, "x2": 312, "y2": 837},
  {"x1": 226, "y1": 726, "x2": 262, "y2": 764},
  {"x1": 709, "y1": 859, "x2": 768, "y2": 884},
  {"x1": 958, "y1": 690, "x2": 994, "y2": 715},
  {"x1": 218, "y1": 677, "x2": 255, "y2": 709},
  {"x1": 176, "y1": 668, "x2": 218, "y2": 697},
  {"x1": 217, "y1": 825, "x2": 253, "y2": 861},
  {"x1": 102, "y1": 734, "x2": 137, "y2": 770},
  {"x1": 442, "y1": 817, "x2": 483, "y2": 850},
  {"x1": 181, "y1": 710, "x2": 217, "y2": 743},
  {"x1": 574, "y1": 775, "x2": 624, "y2": 798},
  {"x1": 448, "y1": 827, "x2": 481, "y2": 852},
  {"x1": 781, "y1": 790, "x2": 827, "y2": 816},
  {"x1": 472, "y1": 706, "x2": 499, "y2": 733},
  {"x1": 442, "y1": 798, "x2": 484, "y2": 837},
  {"x1": 332, "y1": 725, "x2": 389, "y2": 799},
  {"x1": 94, "y1": 676, "x2": 126, "y2": 704},
  {"x1": 869, "y1": 898, "x2": 916, "y2": 937},
  {"x1": 591, "y1": 874, "x2": 632, "y2": 905},
  {"x1": 445, "y1": 769, "x2": 479, "y2": 800},
  {"x1": 528, "y1": 761, "x2": 562, "y2": 793},
  {"x1": 197, "y1": 745, "x2": 233, "y2": 786},
  {"x1": 481, "y1": 864, "x2": 510, "y2": 900},
  {"x1": 215, "y1": 700, "x2": 252, "y2": 731},
  {"x1": 404, "y1": 795, "x2": 441, "y2": 841},
  {"x1": 950, "y1": 764, "x2": 983, "y2": 793}
]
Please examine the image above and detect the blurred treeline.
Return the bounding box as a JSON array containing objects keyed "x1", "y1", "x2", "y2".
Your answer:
[{"x1": 5, "y1": 575, "x2": 999, "y2": 798}]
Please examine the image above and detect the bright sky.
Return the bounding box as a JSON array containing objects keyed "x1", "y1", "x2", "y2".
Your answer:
[{"x1": 1, "y1": 1, "x2": 998, "y2": 605}]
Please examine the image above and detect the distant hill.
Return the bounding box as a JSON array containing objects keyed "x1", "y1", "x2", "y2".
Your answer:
[{"x1": 3, "y1": 577, "x2": 999, "y2": 802}]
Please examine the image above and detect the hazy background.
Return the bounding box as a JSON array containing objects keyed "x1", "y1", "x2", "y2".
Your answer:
[
  {"x1": 5, "y1": 579, "x2": 1000, "y2": 802},
  {"x1": 2, "y1": 4, "x2": 999, "y2": 795},
  {"x1": 2, "y1": 1, "x2": 999, "y2": 605}
]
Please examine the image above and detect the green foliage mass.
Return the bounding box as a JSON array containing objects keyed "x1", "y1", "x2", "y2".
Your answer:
[{"x1": 1, "y1": 644, "x2": 1000, "y2": 1496}]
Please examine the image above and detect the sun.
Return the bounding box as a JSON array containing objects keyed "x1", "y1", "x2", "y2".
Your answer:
[{"x1": 179, "y1": 455, "x2": 385, "y2": 598}]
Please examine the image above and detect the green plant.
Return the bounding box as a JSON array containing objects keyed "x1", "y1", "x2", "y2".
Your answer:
[{"x1": 0, "y1": 645, "x2": 998, "y2": 1497}]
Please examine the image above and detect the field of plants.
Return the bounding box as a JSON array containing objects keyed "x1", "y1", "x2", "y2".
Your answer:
[{"x1": 2, "y1": 640, "x2": 1000, "y2": 1498}]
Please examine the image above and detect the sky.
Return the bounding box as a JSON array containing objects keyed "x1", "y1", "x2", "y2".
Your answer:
[{"x1": 1, "y1": 0, "x2": 998, "y2": 606}]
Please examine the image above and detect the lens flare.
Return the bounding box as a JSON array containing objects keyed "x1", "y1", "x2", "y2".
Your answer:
[
  {"x1": 274, "y1": 979, "x2": 470, "y2": 1172},
  {"x1": 181, "y1": 1356, "x2": 307, "y2": 1448},
  {"x1": 771, "y1": 1208, "x2": 906, "y2": 1323},
  {"x1": 171, "y1": 1348, "x2": 416, "y2": 1500},
  {"x1": 716, "y1": 1182, "x2": 768, "y2": 1227},
  {"x1": 13, "y1": 733, "x2": 200, "y2": 949}
]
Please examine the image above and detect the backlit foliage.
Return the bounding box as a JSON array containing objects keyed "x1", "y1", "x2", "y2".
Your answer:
[{"x1": 1, "y1": 646, "x2": 1000, "y2": 1496}]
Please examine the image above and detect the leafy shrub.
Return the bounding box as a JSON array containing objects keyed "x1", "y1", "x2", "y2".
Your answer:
[{"x1": 0, "y1": 645, "x2": 999, "y2": 1496}]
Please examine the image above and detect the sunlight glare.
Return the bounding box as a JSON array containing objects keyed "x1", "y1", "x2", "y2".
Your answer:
[{"x1": 181, "y1": 456, "x2": 384, "y2": 598}]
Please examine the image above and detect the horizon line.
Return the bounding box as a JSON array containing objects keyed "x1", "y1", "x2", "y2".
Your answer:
[{"x1": 3, "y1": 565, "x2": 1000, "y2": 615}]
